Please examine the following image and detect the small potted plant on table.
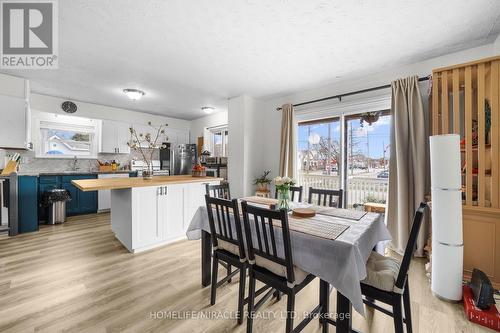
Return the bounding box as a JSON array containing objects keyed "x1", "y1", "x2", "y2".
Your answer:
[{"x1": 254, "y1": 170, "x2": 272, "y2": 192}]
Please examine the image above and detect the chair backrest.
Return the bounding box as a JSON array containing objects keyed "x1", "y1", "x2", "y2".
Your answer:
[
  {"x1": 394, "y1": 202, "x2": 427, "y2": 290},
  {"x1": 241, "y1": 201, "x2": 296, "y2": 284},
  {"x1": 204, "y1": 195, "x2": 245, "y2": 260},
  {"x1": 274, "y1": 185, "x2": 303, "y2": 202},
  {"x1": 205, "y1": 182, "x2": 231, "y2": 200},
  {"x1": 308, "y1": 187, "x2": 343, "y2": 208}
]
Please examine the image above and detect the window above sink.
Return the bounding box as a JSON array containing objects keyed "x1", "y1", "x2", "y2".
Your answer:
[{"x1": 34, "y1": 113, "x2": 101, "y2": 159}]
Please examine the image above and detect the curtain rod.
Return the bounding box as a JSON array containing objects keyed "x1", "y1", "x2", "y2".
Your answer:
[{"x1": 276, "y1": 75, "x2": 431, "y2": 111}]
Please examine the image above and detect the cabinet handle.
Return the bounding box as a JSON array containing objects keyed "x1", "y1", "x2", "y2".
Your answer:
[{"x1": 164, "y1": 186, "x2": 167, "y2": 195}]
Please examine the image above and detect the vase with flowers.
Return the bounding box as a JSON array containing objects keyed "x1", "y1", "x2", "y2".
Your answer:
[
  {"x1": 274, "y1": 176, "x2": 295, "y2": 210},
  {"x1": 127, "y1": 122, "x2": 169, "y2": 180}
]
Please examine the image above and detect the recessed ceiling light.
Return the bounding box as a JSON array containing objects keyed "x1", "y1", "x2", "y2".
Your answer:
[
  {"x1": 202, "y1": 106, "x2": 215, "y2": 114},
  {"x1": 123, "y1": 89, "x2": 145, "y2": 100}
]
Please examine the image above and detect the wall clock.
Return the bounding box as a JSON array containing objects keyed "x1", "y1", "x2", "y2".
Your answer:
[{"x1": 61, "y1": 101, "x2": 77, "y2": 113}]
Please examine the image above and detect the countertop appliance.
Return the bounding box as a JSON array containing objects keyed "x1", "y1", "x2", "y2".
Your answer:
[{"x1": 171, "y1": 144, "x2": 197, "y2": 175}]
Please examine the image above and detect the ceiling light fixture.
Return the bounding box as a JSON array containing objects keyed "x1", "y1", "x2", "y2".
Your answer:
[
  {"x1": 123, "y1": 88, "x2": 145, "y2": 100},
  {"x1": 202, "y1": 106, "x2": 215, "y2": 114}
]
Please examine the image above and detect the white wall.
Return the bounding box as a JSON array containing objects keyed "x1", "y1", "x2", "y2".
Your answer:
[
  {"x1": 189, "y1": 110, "x2": 228, "y2": 144},
  {"x1": 30, "y1": 93, "x2": 191, "y2": 131},
  {"x1": 248, "y1": 42, "x2": 500, "y2": 185},
  {"x1": 227, "y1": 95, "x2": 261, "y2": 197}
]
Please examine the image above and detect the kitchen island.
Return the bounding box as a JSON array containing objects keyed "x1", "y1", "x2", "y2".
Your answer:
[{"x1": 72, "y1": 175, "x2": 222, "y2": 253}]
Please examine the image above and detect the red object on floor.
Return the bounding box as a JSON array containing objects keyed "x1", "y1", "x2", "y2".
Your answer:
[{"x1": 463, "y1": 285, "x2": 500, "y2": 331}]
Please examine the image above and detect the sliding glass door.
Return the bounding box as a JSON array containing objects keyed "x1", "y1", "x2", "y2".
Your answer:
[
  {"x1": 297, "y1": 118, "x2": 341, "y2": 201},
  {"x1": 344, "y1": 112, "x2": 390, "y2": 208},
  {"x1": 297, "y1": 111, "x2": 390, "y2": 209}
]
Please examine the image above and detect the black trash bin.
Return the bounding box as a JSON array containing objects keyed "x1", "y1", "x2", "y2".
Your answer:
[{"x1": 41, "y1": 189, "x2": 71, "y2": 224}]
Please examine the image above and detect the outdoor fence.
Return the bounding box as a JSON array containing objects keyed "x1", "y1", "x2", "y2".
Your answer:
[{"x1": 297, "y1": 172, "x2": 389, "y2": 207}]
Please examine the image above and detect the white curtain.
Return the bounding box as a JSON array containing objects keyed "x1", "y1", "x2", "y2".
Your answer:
[
  {"x1": 387, "y1": 76, "x2": 428, "y2": 256},
  {"x1": 279, "y1": 103, "x2": 297, "y2": 178}
]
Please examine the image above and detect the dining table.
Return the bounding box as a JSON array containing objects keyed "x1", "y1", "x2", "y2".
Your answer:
[{"x1": 186, "y1": 197, "x2": 392, "y2": 333}]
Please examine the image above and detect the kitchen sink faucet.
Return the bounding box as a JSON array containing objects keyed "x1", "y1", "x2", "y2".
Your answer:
[{"x1": 72, "y1": 156, "x2": 80, "y2": 171}]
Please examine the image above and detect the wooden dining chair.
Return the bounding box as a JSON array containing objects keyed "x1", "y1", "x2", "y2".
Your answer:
[
  {"x1": 205, "y1": 182, "x2": 231, "y2": 199},
  {"x1": 241, "y1": 201, "x2": 318, "y2": 333},
  {"x1": 307, "y1": 187, "x2": 343, "y2": 208},
  {"x1": 360, "y1": 202, "x2": 427, "y2": 333},
  {"x1": 205, "y1": 195, "x2": 247, "y2": 324},
  {"x1": 274, "y1": 185, "x2": 303, "y2": 202}
]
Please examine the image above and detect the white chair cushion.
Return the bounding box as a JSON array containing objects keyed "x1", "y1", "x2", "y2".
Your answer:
[
  {"x1": 361, "y1": 251, "x2": 401, "y2": 293},
  {"x1": 254, "y1": 255, "x2": 309, "y2": 286},
  {"x1": 217, "y1": 239, "x2": 244, "y2": 259}
]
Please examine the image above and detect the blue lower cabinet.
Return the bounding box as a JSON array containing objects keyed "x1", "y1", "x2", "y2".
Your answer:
[
  {"x1": 38, "y1": 174, "x2": 98, "y2": 221},
  {"x1": 38, "y1": 181, "x2": 58, "y2": 221},
  {"x1": 19, "y1": 176, "x2": 39, "y2": 233},
  {"x1": 61, "y1": 174, "x2": 98, "y2": 216},
  {"x1": 61, "y1": 182, "x2": 80, "y2": 216}
]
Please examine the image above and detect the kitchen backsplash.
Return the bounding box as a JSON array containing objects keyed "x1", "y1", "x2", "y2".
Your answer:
[{"x1": 2, "y1": 149, "x2": 159, "y2": 174}]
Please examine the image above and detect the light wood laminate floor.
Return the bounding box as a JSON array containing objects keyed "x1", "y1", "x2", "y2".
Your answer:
[{"x1": 0, "y1": 213, "x2": 493, "y2": 333}]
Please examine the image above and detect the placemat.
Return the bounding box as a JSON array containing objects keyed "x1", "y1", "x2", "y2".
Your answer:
[
  {"x1": 286, "y1": 216, "x2": 350, "y2": 240},
  {"x1": 315, "y1": 206, "x2": 367, "y2": 221}
]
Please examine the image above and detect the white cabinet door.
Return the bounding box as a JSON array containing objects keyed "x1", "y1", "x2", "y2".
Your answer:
[
  {"x1": 165, "y1": 128, "x2": 178, "y2": 146},
  {"x1": 165, "y1": 184, "x2": 185, "y2": 240},
  {"x1": 0, "y1": 94, "x2": 28, "y2": 149},
  {"x1": 133, "y1": 186, "x2": 164, "y2": 249},
  {"x1": 177, "y1": 130, "x2": 190, "y2": 145},
  {"x1": 115, "y1": 122, "x2": 131, "y2": 154},
  {"x1": 131, "y1": 124, "x2": 155, "y2": 148},
  {"x1": 101, "y1": 120, "x2": 131, "y2": 154},
  {"x1": 100, "y1": 120, "x2": 116, "y2": 153}
]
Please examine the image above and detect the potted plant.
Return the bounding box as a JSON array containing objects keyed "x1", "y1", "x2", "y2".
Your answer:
[
  {"x1": 360, "y1": 112, "x2": 380, "y2": 127},
  {"x1": 127, "y1": 122, "x2": 169, "y2": 179},
  {"x1": 254, "y1": 170, "x2": 272, "y2": 192},
  {"x1": 274, "y1": 176, "x2": 295, "y2": 210}
]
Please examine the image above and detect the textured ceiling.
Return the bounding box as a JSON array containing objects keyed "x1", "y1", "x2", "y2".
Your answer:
[{"x1": 2, "y1": 0, "x2": 500, "y2": 120}]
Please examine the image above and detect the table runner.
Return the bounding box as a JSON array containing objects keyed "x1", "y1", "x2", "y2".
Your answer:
[
  {"x1": 186, "y1": 206, "x2": 391, "y2": 315},
  {"x1": 287, "y1": 215, "x2": 349, "y2": 240}
]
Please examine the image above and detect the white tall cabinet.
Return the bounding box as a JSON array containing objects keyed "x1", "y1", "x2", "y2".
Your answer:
[
  {"x1": 0, "y1": 75, "x2": 31, "y2": 149},
  {"x1": 111, "y1": 180, "x2": 218, "y2": 253}
]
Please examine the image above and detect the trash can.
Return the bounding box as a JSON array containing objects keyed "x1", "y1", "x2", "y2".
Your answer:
[{"x1": 41, "y1": 189, "x2": 71, "y2": 225}]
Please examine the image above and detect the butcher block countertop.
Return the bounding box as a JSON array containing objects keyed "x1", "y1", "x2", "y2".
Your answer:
[{"x1": 72, "y1": 175, "x2": 223, "y2": 191}]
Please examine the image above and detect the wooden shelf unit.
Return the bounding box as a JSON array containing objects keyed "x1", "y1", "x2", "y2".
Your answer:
[{"x1": 431, "y1": 55, "x2": 500, "y2": 288}]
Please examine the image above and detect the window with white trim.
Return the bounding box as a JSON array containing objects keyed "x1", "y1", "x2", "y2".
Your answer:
[
  {"x1": 211, "y1": 127, "x2": 228, "y2": 157},
  {"x1": 35, "y1": 114, "x2": 100, "y2": 158}
]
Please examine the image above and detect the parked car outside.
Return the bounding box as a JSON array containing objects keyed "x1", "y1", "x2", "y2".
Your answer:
[{"x1": 377, "y1": 170, "x2": 389, "y2": 179}]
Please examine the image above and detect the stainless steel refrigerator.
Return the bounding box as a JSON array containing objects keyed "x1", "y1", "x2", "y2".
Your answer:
[{"x1": 171, "y1": 144, "x2": 197, "y2": 175}]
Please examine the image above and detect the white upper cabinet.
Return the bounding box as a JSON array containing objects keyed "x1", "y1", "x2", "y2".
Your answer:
[
  {"x1": 0, "y1": 94, "x2": 30, "y2": 149},
  {"x1": 100, "y1": 120, "x2": 131, "y2": 154},
  {"x1": 165, "y1": 128, "x2": 190, "y2": 146}
]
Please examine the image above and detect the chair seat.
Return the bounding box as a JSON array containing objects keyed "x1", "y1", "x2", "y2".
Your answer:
[
  {"x1": 254, "y1": 255, "x2": 309, "y2": 286},
  {"x1": 217, "y1": 239, "x2": 244, "y2": 259},
  {"x1": 362, "y1": 251, "x2": 401, "y2": 293}
]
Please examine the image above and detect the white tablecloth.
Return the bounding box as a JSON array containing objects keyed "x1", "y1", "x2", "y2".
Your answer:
[{"x1": 186, "y1": 206, "x2": 391, "y2": 315}]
